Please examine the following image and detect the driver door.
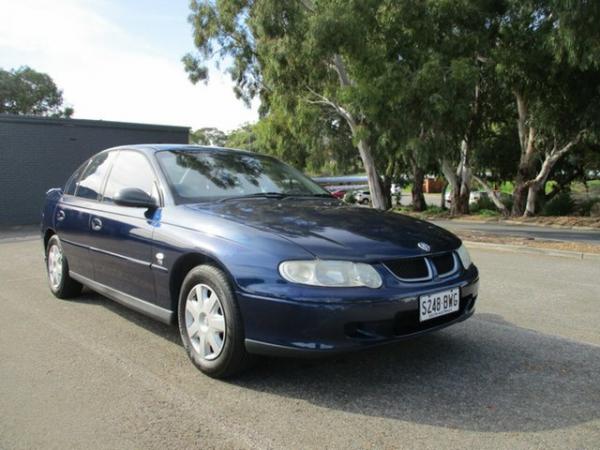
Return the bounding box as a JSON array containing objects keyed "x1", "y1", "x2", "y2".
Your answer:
[{"x1": 88, "y1": 150, "x2": 161, "y2": 303}]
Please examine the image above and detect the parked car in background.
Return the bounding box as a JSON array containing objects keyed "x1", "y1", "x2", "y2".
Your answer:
[
  {"x1": 42, "y1": 145, "x2": 478, "y2": 378},
  {"x1": 354, "y1": 190, "x2": 371, "y2": 204},
  {"x1": 330, "y1": 189, "x2": 346, "y2": 199}
]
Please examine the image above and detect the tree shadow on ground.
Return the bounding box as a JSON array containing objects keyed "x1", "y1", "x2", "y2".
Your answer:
[
  {"x1": 232, "y1": 313, "x2": 599, "y2": 433},
  {"x1": 73, "y1": 291, "x2": 600, "y2": 434}
]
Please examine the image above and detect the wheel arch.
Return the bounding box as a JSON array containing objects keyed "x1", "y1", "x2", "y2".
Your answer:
[
  {"x1": 43, "y1": 228, "x2": 56, "y2": 251},
  {"x1": 168, "y1": 251, "x2": 237, "y2": 313}
]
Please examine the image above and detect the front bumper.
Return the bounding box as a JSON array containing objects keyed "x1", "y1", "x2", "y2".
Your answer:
[{"x1": 237, "y1": 267, "x2": 479, "y2": 357}]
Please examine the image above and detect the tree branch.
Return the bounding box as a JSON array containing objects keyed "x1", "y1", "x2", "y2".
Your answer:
[
  {"x1": 472, "y1": 174, "x2": 509, "y2": 216},
  {"x1": 304, "y1": 86, "x2": 357, "y2": 130},
  {"x1": 331, "y1": 54, "x2": 353, "y2": 87}
]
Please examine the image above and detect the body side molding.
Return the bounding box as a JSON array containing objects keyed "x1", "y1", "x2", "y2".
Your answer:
[{"x1": 70, "y1": 271, "x2": 174, "y2": 324}]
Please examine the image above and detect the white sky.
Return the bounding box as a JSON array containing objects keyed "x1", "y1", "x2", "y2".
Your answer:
[{"x1": 0, "y1": 0, "x2": 258, "y2": 131}]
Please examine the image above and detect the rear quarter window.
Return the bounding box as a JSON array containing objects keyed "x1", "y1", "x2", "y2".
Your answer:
[{"x1": 64, "y1": 161, "x2": 89, "y2": 195}]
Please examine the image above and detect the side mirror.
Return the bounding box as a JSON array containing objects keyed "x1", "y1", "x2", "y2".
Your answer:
[{"x1": 113, "y1": 188, "x2": 158, "y2": 209}]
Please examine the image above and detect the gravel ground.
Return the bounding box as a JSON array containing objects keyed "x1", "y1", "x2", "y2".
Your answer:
[{"x1": 1, "y1": 238, "x2": 599, "y2": 449}]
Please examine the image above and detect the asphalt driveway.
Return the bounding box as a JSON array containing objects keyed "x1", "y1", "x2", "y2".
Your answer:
[{"x1": 0, "y1": 237, "x2": 599, "y2": 449}]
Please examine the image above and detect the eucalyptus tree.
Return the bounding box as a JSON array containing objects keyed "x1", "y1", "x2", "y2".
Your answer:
[
  {"x1": 383, "y1": 0, "x2": 508, "y2": 215},
  {"x1": 494, "y1": 0, "x2": 600, "y2": 216},
  {"x1": 0, "y1": 66, "x2": 73, "y2": 117},
  {"x1": 183, "y1": 0, "x2": 410, "y2": 209},
  {"x1": 190, "y1": 127, "x2": 228, "y2": 146}
]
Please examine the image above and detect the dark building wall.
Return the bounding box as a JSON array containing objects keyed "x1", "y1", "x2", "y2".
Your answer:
[{"x1": 0, "y1": 114, "x2": 189, "y2": 226}]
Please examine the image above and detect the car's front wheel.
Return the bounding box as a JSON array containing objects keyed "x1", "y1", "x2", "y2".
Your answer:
[
  {"x1": 46, "y1": 234, "x2": 82, "y2": 299},
  {"x1": 178, "y1": 264, "x2": 252, "y2": 378}
]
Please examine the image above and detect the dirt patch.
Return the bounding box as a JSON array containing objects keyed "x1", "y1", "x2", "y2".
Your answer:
[
  {"x1": 455, "y1": 230, "x2": 600, "y2": 254},
  {"x1": 397, "y1": 210, "x2": 600, "y2": 229}
]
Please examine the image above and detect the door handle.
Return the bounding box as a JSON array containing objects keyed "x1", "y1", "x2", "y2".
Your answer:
[
  {"x1": 91, "y1": 217, "x2": 103, "y2": 231},
  {"x1": 56, "y1": 210, "x2": 65, "y2": 222}
]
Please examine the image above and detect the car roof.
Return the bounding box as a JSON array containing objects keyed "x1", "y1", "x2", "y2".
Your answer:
[{"x1": 103, "y1": 144, "x2": 258, "y2": 158}]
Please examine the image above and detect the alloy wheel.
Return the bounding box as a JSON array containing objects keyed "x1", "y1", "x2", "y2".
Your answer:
[
  {"x1": 47, "y1": 244, "x2": 63, "y2": 290},
  {"x1": 185, "y1": 283, "x2": 226, "y2": 360}
]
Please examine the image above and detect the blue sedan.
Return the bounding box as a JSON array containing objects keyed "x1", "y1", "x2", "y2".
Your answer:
[{"x1": 42, "y1": 145, "x2": 479, "y2": 378}]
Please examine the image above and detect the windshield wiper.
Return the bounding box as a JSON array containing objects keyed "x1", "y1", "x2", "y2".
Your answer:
[{"x1": 219, "y1": 192, "x2": 289, "y2": 202}]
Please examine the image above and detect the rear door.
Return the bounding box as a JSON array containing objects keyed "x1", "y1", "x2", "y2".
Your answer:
[
  {"x1": 88, "y1": 150, "x2": 160, "y2": 302},
  {"x1": 55, "y1": 152, "x2": 114, "y2": 279}
]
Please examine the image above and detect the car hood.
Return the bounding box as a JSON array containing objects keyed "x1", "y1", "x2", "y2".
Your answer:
[{"x1": 186, "y1": 198, "x2": 460, "y2": 261}]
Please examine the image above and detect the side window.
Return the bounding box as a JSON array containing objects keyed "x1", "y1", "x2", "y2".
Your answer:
[
  {"x1": 75, "y1": 152, "x2": 113, "y2": 200},
  {"x1": 102, "y1": 151, "x2": 158, "y2": 204},
  {"x1": 64, "y1": 161, "x2": 89, "y2": 195}
]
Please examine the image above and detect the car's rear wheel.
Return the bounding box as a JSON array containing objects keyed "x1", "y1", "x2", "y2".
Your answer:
[
  {"x1": 46, "y1": 235, "x2": 82, "y2": 299},
  {"x1": 178, "y1": 264, "x2": 252, "y2": 378}
]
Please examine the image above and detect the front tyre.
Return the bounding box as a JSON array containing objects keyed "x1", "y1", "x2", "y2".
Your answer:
[
  {"x1": 178, "y1": 264, "x2": 252, "y2": 378},
  {"x1": 46, "y1": 235, "x2": 82, "y2": 299}
]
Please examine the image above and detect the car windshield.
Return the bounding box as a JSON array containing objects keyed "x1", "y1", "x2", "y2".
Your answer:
[{"x1": 156, "y1": 149, "x2": 330, "y2": 204}]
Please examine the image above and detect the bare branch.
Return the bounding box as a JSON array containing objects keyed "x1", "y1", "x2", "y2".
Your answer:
[
  {"x1": 331, "y1": 54, "x2": 354, "y2": 87},
  {"x1": 297, "y1": 0, "x2": 315, "y2": 13},
  {"x1": 304, "y1": 86, "x2": 357, "y2": 130},
  {"x1": 472, "y1": 175, "x2": 509, "y2": 216}
]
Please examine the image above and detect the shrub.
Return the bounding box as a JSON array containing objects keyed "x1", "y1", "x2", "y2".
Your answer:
[
  {"x1": 477, "y1": 209, "x2": 500, "y2": 217},
  {"x1": 577, "y1": 198, "x2": 600, "y2": 216},
  {"x1": 501, "y1": 194, "x2": 514, "y2": 212},
  {"x1": 542, "y1": 191, "x2": 575, "y2": 216},
  {"x1": 471, "y1": 195, "x2": 496, "y2": 212},
  {"x1": 425, "y1": 205, "x2": 445, "y2": 214},
  {"x1": 343, "y1": 191, "x2": 356, "y2": 204}
]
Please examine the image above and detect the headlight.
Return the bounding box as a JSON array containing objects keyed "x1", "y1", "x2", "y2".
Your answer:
[
  {"x1": 279, "y1": 260, "x2": 383, "y2": 288},
  {"x1": 455, "y1": 244, "x2": 472, "y2": 269}
]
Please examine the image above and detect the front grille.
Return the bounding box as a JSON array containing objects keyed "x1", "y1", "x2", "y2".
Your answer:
[
  {"x1": 384, "y1": 252, "x2": 458, "y2": 282},
  {"x1": 385, "y1": 257, "x2": 430, "y2": 280},
  {"x1": 430, "y1": 253, "x2": 456, "y2": 277}
]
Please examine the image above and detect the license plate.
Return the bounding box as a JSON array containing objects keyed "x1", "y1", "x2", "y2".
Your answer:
[{"x1": 419, "y1": 288, "x2": 460, "y2": 322}]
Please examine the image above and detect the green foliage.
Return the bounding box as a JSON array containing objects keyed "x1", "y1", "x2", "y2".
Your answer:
[
  {"x1": 477, "y1": 209, "x2": 500, "y2": 217},
  {"x1": 425, "y1": 205, "x2": 445, "y2": 215},
  {"x1": 225, "y1": 124, "x2": 259, "y2": 152},
  {"x1": 190, "y1": 127, "x2": 227, "y2": 146},
  {"x1": 577, "y1": 198, "x2": 600, "y2": 217},
  {"x1": 542, "y1": 192, "x2": 575, "y2": 216},
  {"x1": 0, "y1": 66, "x2": 73, "y2": 117},
  {"x1": 470, "y1": 195, "x2": 497, "y2": 213},
  {"x1": 183, "y1": 0, "x2": 600, "y2": 216},
  {"x1": 343, "y1": 191, "x2": 356, "y2": 204}
]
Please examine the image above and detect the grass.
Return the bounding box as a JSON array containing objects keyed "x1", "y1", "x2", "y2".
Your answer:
[{"x1": 475, "y1": 208, "x2": 500, "y2": 217}]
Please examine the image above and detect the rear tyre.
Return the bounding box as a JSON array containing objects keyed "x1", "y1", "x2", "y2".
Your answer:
[
  {"x1": 178, "y1": 264, "x2": 252, "y2": 378},
  {"x1": 46, "y1": 235, "x2": 83, "y2": 299}
]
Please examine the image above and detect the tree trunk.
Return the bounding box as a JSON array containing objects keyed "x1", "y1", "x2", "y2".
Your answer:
[
  {"x1": 357, "y1": 139, "x2": 387, "y2": 210},
  {"x1": 522, "y1": 136, "x2": 582, "y2": 216},
  {"x1": 511, "y1": 91, "x2": 537, "y2": 216},
  {"x1": 524, "y1": 182, "x2": 541, "y2": 216},
  {"x1": 512, "y1": 176, "x2": 530, "y2": 216},
  {"x1": 411, "y1": 166, "x2": 426, "y2": 212},
  {"x1": 381, "y1": 174, "x2": 393, "y2": 208},
  {"x1": 453, "y1": 139, "x2": 471, "y2": 215},
  {"x1": 315, "y1": 53, "x2": 388, "y2": 210},
  {"x1": 440, "y1": 183, "x2": 447, "y2": 209},
  {"x1": 440, "y1": 158, "x2": 461, "y2": 215}
]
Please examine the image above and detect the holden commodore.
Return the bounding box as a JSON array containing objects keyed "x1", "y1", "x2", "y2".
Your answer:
[{"x1": 42, "y1": 145, "x2": 479, "y2": 378}]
